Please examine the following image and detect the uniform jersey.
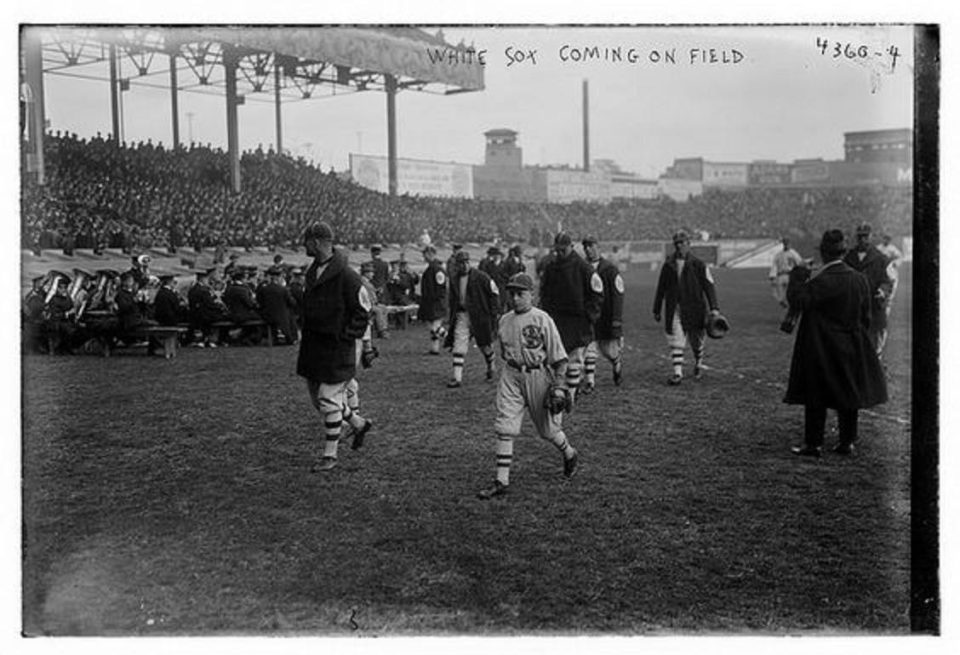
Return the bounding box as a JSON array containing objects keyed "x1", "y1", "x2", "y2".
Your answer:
[
  {"x1": 770, "y1": 248, "x2": 804, "y2": 278},
  {"x1": 498, "y1": 306, "x2": 568, "y2": 370}
]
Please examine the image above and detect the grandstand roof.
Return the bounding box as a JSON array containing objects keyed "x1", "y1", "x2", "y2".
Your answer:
[{"x1": 34, "y1": 26, "x2": 485, "y2": 98}]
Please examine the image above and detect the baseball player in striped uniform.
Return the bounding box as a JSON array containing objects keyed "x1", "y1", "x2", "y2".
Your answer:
[{"x1": 477, "y1": 273, "x2": 579, "y2": 500}]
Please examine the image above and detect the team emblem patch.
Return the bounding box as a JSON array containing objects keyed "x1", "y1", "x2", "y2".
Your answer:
[
  {"x1": 490, "y1": 279, "x2": 500, "y2": 294},
  {"x1": 591, "y1": 272, "x2": 604, "y2": 293},
  {"x1": 521, "y1": 324, "x2": 544, "y2": 349},
  {"x1": 436, "y1": 270, "x2": 446, "y2": 285},
  {"x1": 358, "y1": 286, "x2": 372, "y2": 311},
  {"x1": 615, "y1": 274, "x2": 625, "y2": 294}
]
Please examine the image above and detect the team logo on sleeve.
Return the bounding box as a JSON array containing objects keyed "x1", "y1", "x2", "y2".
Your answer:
[
  {"x1": 615, "y1": 274, "x2": 625, "y2": 294},
  {"x1": 436, "y1": 270, "x2": 446, "y2": 285},
  {"x1": 490, "y1": 279, "x2": 500, "y2": 294},
  {"x1": 358, "y1": 286, "x2": 372, "y2": 311},
  {"x1": 521, "y1": 325, "x2": 544, "y2": 349},
  {"x1": 591, "y1": 272, "x2": 604, "y2": 293}
]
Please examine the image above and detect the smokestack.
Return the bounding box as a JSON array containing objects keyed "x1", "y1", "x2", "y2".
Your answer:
[{"x1": 582, "y1": 79, "x2": 590, "y2": 172}]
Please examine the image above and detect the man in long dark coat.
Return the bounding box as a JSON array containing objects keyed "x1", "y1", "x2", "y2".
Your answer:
[
  {"x1": 653, "y1": 229, "x2": 721, "y2": 385},
  {"x1": 297, "y1": 222, "x2": 373, "y2": 472},
  {"x1": 444, "y1": 250, "x2": 500, "y2": 387},
  {"x1": 785, "y1": 229, "x2": 888, "y2": 457},
  {"x1": 417, "y1": 245, "x2": 449, "y2": 355},
  {"x1": 539, "y1": 232, "x2": 603, "y2": 398},
  {"x1": 582, "y1": 235, "x2": 626, "y2": 390},
  {"x1": 842, "y1": 222, "x2": 893, "y2": 355}
]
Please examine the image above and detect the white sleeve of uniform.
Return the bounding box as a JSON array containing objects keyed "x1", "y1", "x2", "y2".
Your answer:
[{"x1": 542, "y1": 312, "x2": 568, "y2": 365}]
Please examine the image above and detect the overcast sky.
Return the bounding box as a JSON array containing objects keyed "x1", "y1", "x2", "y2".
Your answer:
[{"x1": 35, "y1": 24, "x2": 914, "y2": 178}]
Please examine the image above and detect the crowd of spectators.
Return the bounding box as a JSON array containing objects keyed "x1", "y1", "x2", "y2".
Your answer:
[{"x1": 21, "y1": 132, "x2": 913, "y2": 255}]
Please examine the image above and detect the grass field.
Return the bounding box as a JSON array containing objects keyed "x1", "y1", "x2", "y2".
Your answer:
[{"x1": 21, "y1": 264, "x2": 913, "y2": 635}]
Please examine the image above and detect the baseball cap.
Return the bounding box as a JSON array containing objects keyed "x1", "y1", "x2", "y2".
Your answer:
[
  {"x1": 581, "y1": 235, "x2": 598, "y2": 246},
  {"x1": 856, "y1": 223, "x2": 872, "y2": 235},
  {"x1": 455, "y1": 250, "x2": 470, "y2": 263},
  {"x1": 505, "y1": 273, "x2": 534, "y2": 292},
  {"x1": 554, "y1": 232, "x2": 572, "y2": 247},
  {"x1": 422, "y1": 245, "x2": 437, "y2": 255},
  {"x1": 487, "y1": 246, "x2": 502, "y2": 256},
  {"x1": 159, "y1": 274, "x2": 176, "y2": 283},
  {"x1": 672, "y1": 229, "x2": 691, "y2": 243},
  {"x1": 370, "y1": 244, "x2": 383, "y2": 253}
]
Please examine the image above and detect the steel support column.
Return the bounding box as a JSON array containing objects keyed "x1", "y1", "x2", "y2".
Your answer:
[
  {"x1": 169, "y1": 53, "x2": 180, "y2": 149},
  {"x1": 386, "y1": 74, "x2": 398, "y2": 196},
  {"x1": 109, "y1": 43, "x2": 120, "y2": 144},
  {"x1": 274, "y1": 58, "x2": 283, "y2": 155},
  {"x1": 22, "y1": 28, "x2": 46, "y2": 184},
  {"x1": 223, "y1": 44, "x2": 241, "y2": 193}
]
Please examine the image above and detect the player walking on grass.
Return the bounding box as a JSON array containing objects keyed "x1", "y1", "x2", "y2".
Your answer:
[
  {"x1": 581, "y1": 235, "x2": 625, "y2": 391},
  {"x1": 444, "y1": 250, "x2": 499, "y2": 387},
  {"x1": 477, "y1": 273, "x2": 579, "y2": 500},
  {"x1": 417, "y1": 245, "x2": 449, "y2": 355},
  {"x1": 653, "y1": 229, "x2": 722, "y2": 385},
  {"x1": 538, "y1": 232, "x2": 603, "y2": 402},
  {"x1": 297, "y1": 222, "x2": 374, "y2": 472}
]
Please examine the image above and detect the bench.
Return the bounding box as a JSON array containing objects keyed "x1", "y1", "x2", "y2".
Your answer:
[
  {"x1": 100, "y1": 326, "x2": 189, "y2": 359},
  {"x1": 209, "y1": 319, "x2": 274, "y2": 346},
  {"x1": 382, "y1": 303, "x2": 419, "y2": 330}
]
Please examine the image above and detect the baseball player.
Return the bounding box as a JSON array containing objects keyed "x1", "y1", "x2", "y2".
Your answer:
[
  {"x1": 538, "y1": 232, "x2": 603, "y2": 401},
  {"x1": 444, "y1": 250, "x2": 500, "y2": 388},
  {"x1": 417, "y1": 245, "x2": 449, "y2": 355},
  {"x1": 297, "y1": 222, "x2": 374, "y2": 472},
  {"x1": 653, "y1": 229, "x2": 722, "y2": 385},
  {"x1": 581, "y1": 236, "x2": 625, "y2": 391},
  {"x1": 769, "y1": 238, "x2": 804, "y2": 308},
  {"x1": 477, "y1": 273, "x2": 579, "y2": 500},
  {"x1": 843, "y1": 223, "x2": 892, "y2": 355}
]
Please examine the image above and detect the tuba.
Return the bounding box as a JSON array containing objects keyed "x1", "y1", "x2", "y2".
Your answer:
[{"x1": 43, "y1": 270, "x2": 67, "y2": 304}]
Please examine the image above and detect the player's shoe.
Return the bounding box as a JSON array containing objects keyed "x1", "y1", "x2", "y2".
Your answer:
[
  {"x1": 313, "y1": 456, "x2": 338, "y2": 472},
  {"x1": 351, "y1": 419, "x2": 373, "y2": 451},
  {"x1": 447, "y1": 380, "x2": 462, "y2": 388},
  {"x1": 563, "y1": 449, "x2": 579, "y2": 478},
  {"x1": 477, "y1": 480, "x2": 508, "y2": 500},
  {"x1": 613, "y1": 363, "x2": 623, "y2": 386},
  {"x1": 667, "y1": 373, "x2": 682, "y2": 386},
  {"x1": 693, "y1": 363, "x2": 703, "y2": 380},
  {"x1": 832, "y1": 443, "x2": 855, "y2": 456},
  {"x1": 790, "y1": 445, "x2": 822, "y2": 458}
]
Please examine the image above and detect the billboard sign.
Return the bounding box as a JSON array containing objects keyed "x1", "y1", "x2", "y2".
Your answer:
[{"x1": 350, "y1": 154, "x2": 474, "y2": 198}]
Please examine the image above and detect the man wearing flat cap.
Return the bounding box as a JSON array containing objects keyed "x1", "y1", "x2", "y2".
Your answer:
[
  {"x1": 188, "y1": 267, "x2": 230, "y2": 347},
  {"x1": 842, "y1": 223, "x2": 893, "y2": 355},
  {"x1": 653, "y1": 229, "x2": 722, "y2": 385},
  {"x1": 418, "y1": 245, "x2": 449, "y2": 355},
  {"x1": 154, "y1": 274, "x2": 187, "y2": 327},
  {"x1": 785, "y1": 229, "x2": 887, "y2": 457},
  {"x1": 223, "y1": 269, "x2": 263, "y2": 345},
  {"x1": 538, "y1": 232, "x2": 604, "y2": 400},
  {"x1": 581, "y1": 235, "x2": 626, "y2": 390},
  {"x1": 479, "y1": 246, "x2": 507, "y2": 312},
  {"x1": 298, "y1": 222, "x2": 374, "y2": 472},
  {"x1": 444, "y1": 249, "x2": 500, "y2": 387}
]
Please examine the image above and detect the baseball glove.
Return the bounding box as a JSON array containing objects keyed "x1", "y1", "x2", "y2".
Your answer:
[
  {"x1": 544, "y1": 384, "x2": 573, "y2": 415},
  {"x1": 705, "y1": 312, "x2": 731, "y2": 339},
  {"x1": 361, "y1": 346, "x2": 379, "y2": 369}
]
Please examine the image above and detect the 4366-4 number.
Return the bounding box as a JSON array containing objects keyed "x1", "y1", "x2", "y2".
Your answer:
[{"x1": 815, "y1": 38, "x2": 900, "y2": 70}]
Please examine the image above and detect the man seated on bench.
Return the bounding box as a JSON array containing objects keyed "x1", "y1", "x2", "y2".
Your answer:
[
  {"x1": 115, "y1": 272, "x2": 162, "y2": 355},
  {"x1": 257, "y1": 266, "x2": 299, "y2": 345},
  {"x1": 42, "y1": 275, "x2": 79, "y2": 355},
  {"x1": 188, "y1": 268, "x2": 230, "y2": 348},
  {"x1": 223, "y1": 268, "x2": 264, "y2": 346}
]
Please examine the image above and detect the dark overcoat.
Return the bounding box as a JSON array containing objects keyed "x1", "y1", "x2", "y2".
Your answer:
[
  {"x1": 256, "y1": 282, "x2": 298, "y2": 332},
  {"x1": 223, "y1": 283, "x2": 261, "y2": 323},
  {"x1": 417, "y1": 259, "x2": 448, "y2": 322},
  {"x1": 842, "y1": 245, "x2": 891, "y2": 338},
  {"x1": 297, "y1": 249, "x2": 370, "y2": 384},
  {"x1": 595, "y1": 257, "x2": 625, "y2": 340},
  {"x1": 783, "y1": 260, "x2": 887, "y2": 410},
  {"x1": 446, "y1": 268, "x2": 499, "y2": 348},
  {"x1": 188, "y1": 283, "x2": 228, "y2": 327},
  {"x1": 154, "y1": 286, "x2": 185, "y2": 326},
  {"x1": 539, "y1": 250, "x2": 603, "y2": 350},
  {"x1": 653, "y1": 253, "x2": 718, "y2": 335}
]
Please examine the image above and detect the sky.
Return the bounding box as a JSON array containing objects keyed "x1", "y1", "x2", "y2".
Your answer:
[{"x1": 33, "y1": 24, "x2": 915, "y2": 178}]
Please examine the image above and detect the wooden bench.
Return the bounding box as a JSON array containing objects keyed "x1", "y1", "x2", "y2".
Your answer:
[
  {"x1": 209, "y1": 319, "x2": 274, "y2": 346},
  {"x1": 101, "y1": 326, "x2": 189, "y2": 359}
]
